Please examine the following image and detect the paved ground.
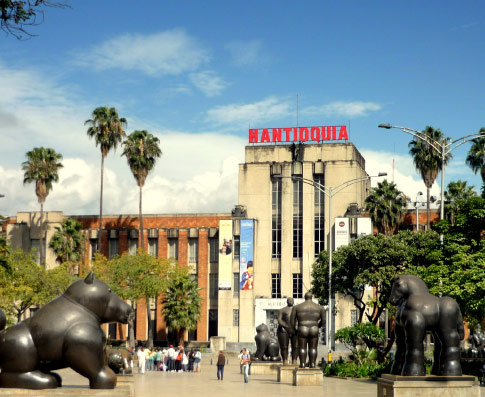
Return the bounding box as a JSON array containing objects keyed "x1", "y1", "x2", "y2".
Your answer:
[{"x1": 57, "y1": 362, "x2": 377, "y2": 397}]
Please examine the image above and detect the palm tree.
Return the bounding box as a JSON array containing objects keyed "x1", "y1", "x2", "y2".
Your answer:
[
  {"x1": 443, "y1": 180, "x2": 477, "y2": 225},
  {"x1": 85, "y1": 107, "x2": 127, "y2": 251},
  {"x1": 122, "y1": 130, "x2": 162, "y2": 251},
  {"x1": 408, "y1": 126, "x2": 451, "y2": 230},
  {"x1": 466, "y1": 128, "x2": 485, "y2": 198},
  {"x1": 49, "y1": 218, "x2": 86, "y2": 273},
  {"x1": 22, "y1": 147, "x2": 63, "y2": 265},
  {"x1": 364, "y1": 179, "x2": 405, "y2": 235}
]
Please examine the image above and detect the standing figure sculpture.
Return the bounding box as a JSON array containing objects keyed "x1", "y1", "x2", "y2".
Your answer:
[
  {"x1": 290, "y1": 292, "x2": 325, "y2": 368},
  {"x1": 390, "y1": 275, "x2": 464, "y2": 376},
  {"x1": 277, "y1": 297, "x2": 298, "y2": 364}
]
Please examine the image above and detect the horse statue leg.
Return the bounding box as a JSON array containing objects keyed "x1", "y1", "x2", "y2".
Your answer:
[
  {"x1": 431, "y1": 332, "x2": 442, "y2": 375},
  {"x1": 391, "y1": 323, "x2": 405, "y2": 375},
  {"x1": 402, "y1": 310, "x2": 426, "y2": 376},
  {"x1": 437, "y1": 298, "x2": 463, "y2": 376}
]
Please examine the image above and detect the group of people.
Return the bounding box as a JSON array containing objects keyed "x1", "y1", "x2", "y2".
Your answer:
[{"x1": 136, "y1": 346, "x2": 202, "y2": 374}]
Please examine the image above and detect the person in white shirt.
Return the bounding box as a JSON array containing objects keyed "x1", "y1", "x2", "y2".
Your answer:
[
  {"x1": 167, "y1": 345, "x2": 175, "y2": 372},
  {"x1": 137, "y1": 347, "x2": 147, "y2": 374}
]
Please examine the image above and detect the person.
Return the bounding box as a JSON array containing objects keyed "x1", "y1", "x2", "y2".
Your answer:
[
  {"x1": 167, "y1": 345, "x2": 175, "y2": 372},
  {"x1": 240, "y1": 261, "x2": 254, "y2": 290},
  {"x1": 216, "y1": 350, "x2": 225, "y2": 380},
  {"x1": 182, "y1": 351, "x2": 189, "y2": 372},
  {"x1": 154, "y1": 348, "x2": 162, "y2": 371},
  {"x1": 290, "y1": 291, "x2": 325, "y2": 368},
  {"x1": 175, "y1": 348, "x2": 183, "y2": 372},
  {"x1": 137, "y1": 347, "x2": 147, "y2": 374},
  {"x1": 238, "y1": 349, "x2": 243, "y2": 374},
  {"x1": 188, "y1": 349, "x2": 195, "y2": 372},
  {"x1": 147, "y1": 349, "x2": 155, "y2": 371},
  {"x1": 240, "y1": 348, "x2": 250, "y2": 383},
  {"x1": 194, "y1": 349, "x2": 202, "y2": 372}
]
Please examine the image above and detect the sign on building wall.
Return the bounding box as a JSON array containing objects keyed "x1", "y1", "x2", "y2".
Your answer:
[
  {"x1": 239, "y1": 219, "x2": 254, "y2": 290},
  {"x1": 248, "y1": 125, "x2": 349, "y2": 143},
  {"x1": 218, "y1": 220, "x2": 233, "y2": 290},
  {"x1": 334, "y1": 217, "x2": 349, "y2": 249},
  {"x1": 357, "y1": 217, "x2": 372, "y2": 238}
]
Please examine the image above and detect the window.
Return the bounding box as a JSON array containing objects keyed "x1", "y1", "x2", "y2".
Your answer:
[
  {"x1": 293, "y1": 179, "x2": 303, "y2": 258},
  {"x1": 188, "y1": 238, "x2": 198, "y2": 263},
  {"x1": 350, "y1": 309, "x2": 357, "y2": 326},
  {"x1": 233, "y1": 273, "x2": 239, "y2": 298},
  {"x1": 209, "y1": 273, "x2": 218, "y2": 299},
  {"x1": 109, "y1": 238, "x2": 118, "y2": 258},
  {"x1": 148, "y1": 237, "x2": 158, "y2": 257},
  {"x1": 168, "y1": 238, "x2": 178, "y2": 259},
  {"x1": 233, "y1": 235, "x2": 240, "y2": 259},
  {"x1": 292, "y1": 273, "x2": 302, "y2": 298},
  {"x1": 272, "y1": 179, "x2": 282, "y2": 258},
  {"x1": 271, "y1": 273, "x2": 281, "y2": 298},
  {"x1": 128, "y1": 238, "x2": 138, "y2": 255},
  {"x1": 233, "y1": 309, "x2": 239, "y2": 326},
  {"x1": 90, "y1": 238, "x2": 98, "y2": 261},
  {"x1": 314, "y1": 174, "x2": 325, "y2": 257},
  {"x1": 209, "y1": 238, "x2": 218, "y2": 263}
]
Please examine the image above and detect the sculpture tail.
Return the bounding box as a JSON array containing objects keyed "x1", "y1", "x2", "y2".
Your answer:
[{"x1": 0, "y1": 308, "x2": 5, "y2": 331}]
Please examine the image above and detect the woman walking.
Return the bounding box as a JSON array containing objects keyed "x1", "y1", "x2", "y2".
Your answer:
[{"x1": 216, "y1": 351, "x2": 225, "y2": 380}]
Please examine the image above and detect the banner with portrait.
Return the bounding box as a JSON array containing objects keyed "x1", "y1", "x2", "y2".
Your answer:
[
  {"x1": 239, "y1": 219, "x2": 254, "y2": 290},
  {"x1": 218, "y1": 220, "x2": 232, "y2": 290}
]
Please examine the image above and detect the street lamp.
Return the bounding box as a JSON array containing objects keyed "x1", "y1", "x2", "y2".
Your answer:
[
  {"x1": 378, "y1": 124, "x2": 485, "y2": 226},
  {"x1": 414, "y1": 192, "x2": 424, "y2": 231},
  {"x1": 275, "y1": 171, "x2": 387, "y2": 362}
]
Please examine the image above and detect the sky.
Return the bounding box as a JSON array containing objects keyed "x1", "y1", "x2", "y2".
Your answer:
[{"x1": 0, "y1": 1, "x2": 484, "y2": 217}]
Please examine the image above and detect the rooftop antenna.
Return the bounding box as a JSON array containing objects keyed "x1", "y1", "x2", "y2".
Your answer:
[
  {"x1": 296, "y1": 94, "x2": 299, "y2": 127},
  {"x1": 392, "y1": 143, "x2": 395, "y2": 183}
]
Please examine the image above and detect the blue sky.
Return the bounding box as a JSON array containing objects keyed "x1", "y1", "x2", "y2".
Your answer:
[{"x1": 0, "y1": 1, "x2": 484, "y2": 216}]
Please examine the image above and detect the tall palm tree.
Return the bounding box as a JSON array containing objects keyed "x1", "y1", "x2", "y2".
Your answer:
[
  {"x1": 364, "y1": 179, "x2": 405, "y2": 235},
  {"x1": 49, "y1": 218, "x2": 86, "y2": 272},
  {"x1": 443, "y1": 180, "x2": 477, "y2": 225},
  {"x1": 466, "y1": 128, "x2": 485, "y2": 198},
  {"x1": 408, "y1": 126, "x2": 451, "y2": 230},
  {"x1": 85, "y1": 107, "x2": 127, "y2": 251},
  {"x1": 22, "y1": 147, "x2": 63, "y2": 265},
  {"x1": 122, "y1": 130, "x2": 162, "y2": 251}
]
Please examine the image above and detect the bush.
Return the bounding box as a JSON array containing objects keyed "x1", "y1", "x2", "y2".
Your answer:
[{"x1": 324, "y1": 359, "x2": 393, "y2": 380}]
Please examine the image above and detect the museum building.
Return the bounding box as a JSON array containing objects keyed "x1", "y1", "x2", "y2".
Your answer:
[{"x1": 5, "y1": 135, "x2": 399, "y2": 345}]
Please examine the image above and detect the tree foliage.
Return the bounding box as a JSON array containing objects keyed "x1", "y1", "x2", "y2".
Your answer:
[
  {"x1": 443, "y1": 180, "x2": 477, "y2": 225},
  {"x1": 466, "y1": 128, "x2": 485, "y2": 188},
  {"x1": 49, "y1": 217, "x2": 86, "y2": 270}
]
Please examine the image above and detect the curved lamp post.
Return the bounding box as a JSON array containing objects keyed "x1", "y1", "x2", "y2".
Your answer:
[{"x1": 274, "y1": 171, "x2": 387, "y2": 362}]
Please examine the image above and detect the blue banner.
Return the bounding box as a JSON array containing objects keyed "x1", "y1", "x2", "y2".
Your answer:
[{"x1": 239, "y1": 219, "x2": 254, "y2": 290}]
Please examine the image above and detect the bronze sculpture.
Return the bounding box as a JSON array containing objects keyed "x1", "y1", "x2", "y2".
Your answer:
[
  {"x1": 277, "y1": 297, "x2": 298, "y2": 364},
  {"x1": 290, "y1": 291, "x2": 325, "y2": 368},
  {"x1": 0, "y1": 272, "x2": 133, "y2": 389},
  {"x1": 106, "y1": 348, "x2": 133, "y2": 375},
  {"x1": 254, "y1": 324, "x2": 281, "y2": 361},
  {"x1": 390, "y1": 275, "x2": 464, "y2": 376}
]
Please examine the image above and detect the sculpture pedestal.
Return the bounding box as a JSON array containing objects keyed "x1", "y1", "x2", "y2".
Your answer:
[
  {"x1": 0, "y1": 386, "x2": 131, "y2": 397},
  {"x1": 278, "y1": 364, "x2": 298, "y2": 383},
  {"x1": 117, "y1": 374, "x2": 134, "y2": 397},
  {"x1": 292, "y1": 368, "x2": 323, "y2": 386},
  {"x1": 250, "y1": 361, "x2": 282, "y2": 375},
  {"x1": 377, "y1": 374, "x2": 479, "y2": 397}
]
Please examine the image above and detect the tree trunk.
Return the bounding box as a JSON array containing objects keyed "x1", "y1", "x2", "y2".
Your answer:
[
  {"x1": 426, "y1": 186, "x2": 431, "y2": 230},
  {"x1": 98, "y1": 153, "x2": 104, "y2": 253},
  {"x1": 146, "y1": 300, "x2": 153, "y2": 348},
  {"x1": 178, "y1": 328, "x2": 185, "y2": 347},
  {"x1": 39, "y1": 202, "x2": 44, "y2": 266},
  {"x1": 139, "y1": 185, "x2": 144, "y2": 252}
]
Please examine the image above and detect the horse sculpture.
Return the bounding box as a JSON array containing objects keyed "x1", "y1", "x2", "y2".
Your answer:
[{"x1": 389, "y1": 275, "x2": 464, "y2": 376}]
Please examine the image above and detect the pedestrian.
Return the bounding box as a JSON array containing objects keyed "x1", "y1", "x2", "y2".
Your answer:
[
  {"x1": 240, "y1": 348, "x2": 250, "y2": 383},
  {"x1": 182, "y1": 351, "x2": 189, "y2": 372},
  {"x1": 138, "y1": 347, "x2": 147, "y2": 374},
  {"x1": 238, "y1": 349, "x2": 243, "y2": 374},
  {"x1": 175, "y1": 349, "x2": 183, "y2": 372},
  {"x1": 155, "y1": 348, "x2": 162, "y2": 371},
  {"x1": 147, "y1": 349, "x2": 155, "y2": 371},
  {"x1": 194, "y1": 349, "x2": 202, "y2": 372},
  {"x1": 188, "y1": 349, "x2": 195, "y2": 372},
  {"x1": 216, "y1": 350, "x2": 225, "y2": 380},
  {"x1": 167, "y1": 345, "x2": 175, "y2": 372}
]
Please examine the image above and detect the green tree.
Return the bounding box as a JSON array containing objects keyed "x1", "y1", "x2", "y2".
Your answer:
[
  {"x1": 334, "y1": 322, "x2": 385, "y2": 364},
  {"x1": 122, "y1": 130, "x2": 162, "y2": 251},
  {"x1": 408, "y1": 126, "x2": 451, "y2": 230},
  {"x1": 49, "y1": 218, "x2": 86, "y2": 273},
  {"x1": 364, "y1": 179, "x2": 405, "y2": 235},
  {"x1": 85, "y1": 107, "x2": 127, "y2": 252},
  {"x1": 443, "y1": 180, "x2": 477, "y2": 225},
  {"x1": 22, "y1": 147, "x2": 63, "y2": 265},
  {"x1": 92, "y1": 252, "x2": 170, "y2": 347},
  {"x1": 0, "y1": 236, "x2": 9, "y2": 271},
  {"x1": 162, "y1": 269, "x2": 201, "y2": 345},
  {"x1": 466, "y1": 128, "x2": 485, "y2": 198},
  {"x1": 0, "y1": 0, "x2": 69, "y2": 39}
]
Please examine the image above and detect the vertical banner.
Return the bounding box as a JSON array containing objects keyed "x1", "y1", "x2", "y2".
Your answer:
[
  {"x1": 357, "y1": 217, "x2": 372, "y2": 239},
  {"x1": 334, "y1": 217, "x2": 349, "y2": 249},
  {"x1": 239, "y1": 219, "x2": 254, "y2": 290},
  {"x1": 218, "y1": 220, "x2": 232, "y2": 290}
]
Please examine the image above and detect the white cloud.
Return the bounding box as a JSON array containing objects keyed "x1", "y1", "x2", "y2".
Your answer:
[
  {"x1": 303, "y1": 101, "x2": 382, "y2": 118},
  {"x1": 74, "y1": 29, "x2": 210, "y2": 76},
  {"x1": 189, "y1": 70, "x2": 228, "y2": 97},
  {"x1": 206, "y1": 96, "x2": 291, "y2": 126},
  {"x1": 225, "y1": 40, "x2": 265, "y2": 67}
]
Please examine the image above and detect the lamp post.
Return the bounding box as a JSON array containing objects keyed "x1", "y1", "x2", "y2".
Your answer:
[
  {"x1": 414, "y1": 191, "x2": 423, "y2": 231},
  {"x1": 275, "y1": 171, "x2": 386, "y2": 363},
  {"x1": 378, "y1": 124, "x2": 485, "y2": 227}
]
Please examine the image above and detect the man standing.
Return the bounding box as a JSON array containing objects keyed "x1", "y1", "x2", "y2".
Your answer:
[
  {"x1": 137, "y1": 347, "x2": 147, "y2": 374},
  {"x1": 216, "y1": 351, "x2": 225, "y2": 380},
  {"x1": 290, "y1": 291, "x2": 325, "y2": 368},
  {"x1": 240, "y1": 348, "x2": 250, "y2": 383},
  {"x1": 167, "y1": 345, "x2": 175, "y2": 372},
  {"x1": 277, "y1": 297, "x2": 298, "y2": 364}
]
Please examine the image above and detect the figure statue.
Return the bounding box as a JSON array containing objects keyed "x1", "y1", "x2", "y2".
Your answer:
[
  {"x1": 277, "y1": 297, "x2": 298, "y2": 364},
  {"x1": 254, "y1": 324, "x2": 281, "y2": 361},
  {"x1": 390, "y1": 274, "x2": 464, "y2": 376},
  {"x1": 466, "y1": 326, "x2": 485, "y2": 358},
  {"x1": 106, "y1": 348, "x2": 133, "y2": 375},
  {"x1": 0, "y1": 272, "x2": 133, "y2": 389},
  {"x1": 290, "y1": 291, "x2": 325, "y2": 368}
]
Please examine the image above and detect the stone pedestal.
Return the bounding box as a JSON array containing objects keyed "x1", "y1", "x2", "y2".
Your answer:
[
  {"x1": 250, "y1": 361, "x2": 282, "y2": 375},
  {"x1": 292, "y1": 368, "x2": 323, "y2": 386},
  {"x1": 117, "y1": 374, "x2": 134, "y2": 397},
  {"x1": 278, "y1": 364, "x2": 298, "y2": 383},
  {"x1": 0, "y1": 386, "x2": 131, "y2": 397},
  {"x1": 377, "y1": 374, "x2": 480, "y2": 397}
]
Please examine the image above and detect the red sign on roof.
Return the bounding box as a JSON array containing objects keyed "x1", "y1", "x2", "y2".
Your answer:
[{"x1": 248, "y1": 126, "x2": 349, "y2": 143}]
